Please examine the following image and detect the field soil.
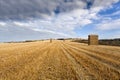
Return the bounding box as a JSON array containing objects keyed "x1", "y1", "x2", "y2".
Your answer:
[{"x1": 0, "y1": 40, "x2": 120, "y2": 80}]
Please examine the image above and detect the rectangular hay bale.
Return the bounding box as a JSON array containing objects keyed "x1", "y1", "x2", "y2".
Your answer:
[{"x1": 88, "y1": 35, "x2": 99, "y2": 45}]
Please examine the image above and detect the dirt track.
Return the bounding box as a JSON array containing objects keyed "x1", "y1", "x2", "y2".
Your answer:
[{"x1": 0, "y1": 40, "x2": 120, "y2": 80}]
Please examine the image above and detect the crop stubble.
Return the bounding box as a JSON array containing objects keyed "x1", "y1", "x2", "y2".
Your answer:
[{"x1": 0, "y1": 41, "x2": 120, "y2": 80}]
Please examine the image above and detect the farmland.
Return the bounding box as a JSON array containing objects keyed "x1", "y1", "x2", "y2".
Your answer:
[{"x1": 0, "y1": 40, "x2": 120, "y2": 80}]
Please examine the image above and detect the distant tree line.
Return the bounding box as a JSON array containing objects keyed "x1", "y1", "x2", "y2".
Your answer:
[
  {"x1": 99, "y1": 38, "x2": 120, "y2": 46},
  {"x1": 72, "y1": 38, "x2": 120, "y2": 46}
]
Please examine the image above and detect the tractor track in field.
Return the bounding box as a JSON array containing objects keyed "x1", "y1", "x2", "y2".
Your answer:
[
  {"x1": 65, "y1": 42, "x2": 120, "y2": 73},
  {"x1": 63, "y1": 42, "x2": 120, "y2": 79},
  {"x1": 60, "y1": 43, "x2": 96, "y2": 80},
  {"x1": 68, "y1": 43, "x2": 120, "y2": 61},
  {"x1": 64, "y1": 42, "x2": 120, "y2": 72}
]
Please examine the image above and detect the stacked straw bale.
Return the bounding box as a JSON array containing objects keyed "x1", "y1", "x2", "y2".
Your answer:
[
  {"x1": 50, "y1": 39, "x2": 52, "y2": 43},
  {"x1": 88, "y1": 35, "x2": 99, "y2": 45}
]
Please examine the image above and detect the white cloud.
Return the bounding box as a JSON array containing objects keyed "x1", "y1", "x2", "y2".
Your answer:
[
  {"x1": 0, "y1": 22, "x2": 6, "y2": 26},
  {"x1": 92, "y1": 0, "x2": 119, "y2": 7},
  {"x1": 33, "y1": 28, "x2": 71, "y2": 37},
  {"x1": 12, "y1": 8, "x2": 94, "y2": 36},
  {"x1": 96, "y1": 19, "x2": 120, "y2": 30},
  {"x1": 0, "y1": 8, "x2": 95, "y2": 42},
  {"x1": 112, "y1": 10, "x2": 120, "y2": 16}
]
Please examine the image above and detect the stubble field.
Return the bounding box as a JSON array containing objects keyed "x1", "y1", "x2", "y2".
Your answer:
[{"x1": 0, "y1": 40, "x2": 120, "y2": 80}]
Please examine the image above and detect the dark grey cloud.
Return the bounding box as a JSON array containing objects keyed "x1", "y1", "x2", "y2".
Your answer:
[
  {"x1": 0, "y1": 0, "x2": 88, "y2": 20},
  {"x1": 0, "y1": 0, "x2": 119, "y2": 20},
  {"x1": 0, "y1": 0, "x2": 118, "y2": 20}
]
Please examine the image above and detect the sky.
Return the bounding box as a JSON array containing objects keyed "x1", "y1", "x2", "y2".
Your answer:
[{"x1": 0, "y1": 0, "x2": 120, "y2": 42}]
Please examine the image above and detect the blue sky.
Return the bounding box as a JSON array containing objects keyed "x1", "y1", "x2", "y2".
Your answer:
[
  {"x1": 75, "y1": 1, "x2": 120, "y2": 39},
  {"x1": 0, "y1": 0, "x2": 120, "y2": 42}
]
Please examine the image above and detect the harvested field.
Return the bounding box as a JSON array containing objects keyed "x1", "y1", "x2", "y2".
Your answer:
[{"x1": 0, "y1": 40, "x2": 120, "y2": 80}]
